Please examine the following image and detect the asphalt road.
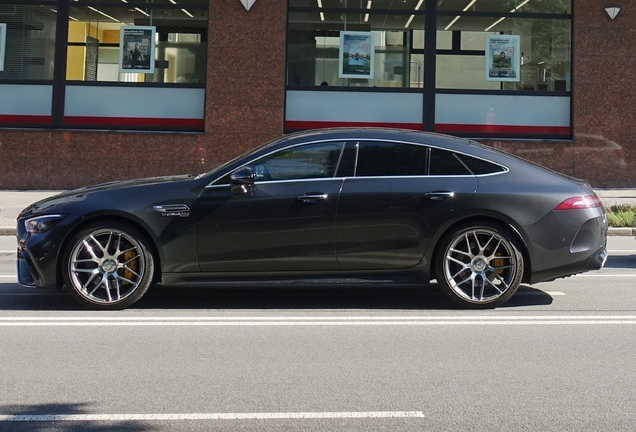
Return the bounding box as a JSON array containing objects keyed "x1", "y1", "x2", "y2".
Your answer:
[{"x1": 0, "y1": 236, "x2": 635, "y2": 431}]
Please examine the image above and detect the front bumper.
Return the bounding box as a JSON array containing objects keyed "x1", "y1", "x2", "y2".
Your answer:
[{"x1": 16, "y1": 218, "x2": 67, "y2": 289}]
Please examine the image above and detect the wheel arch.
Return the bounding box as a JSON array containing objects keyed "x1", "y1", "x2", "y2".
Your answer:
[
  {"x1": 56, "y1": 214, "x2": 162, "y2": 287},
  {"x1": 428, "y1": 215, "x2": 532, "y2": 284}
]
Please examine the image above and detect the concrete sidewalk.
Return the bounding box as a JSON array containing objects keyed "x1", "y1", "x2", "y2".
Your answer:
[{"x1": 0, "y1": 189, "x2": 635, "y2": 236}]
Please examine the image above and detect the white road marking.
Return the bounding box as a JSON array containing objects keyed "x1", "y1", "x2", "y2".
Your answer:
[
  {"x1": 575, "y1": 274, "x2": 635, "y2": 277},
  {"x1": 0, "y1": 411, "x2": 425, "y2": 422},
  {"x1": 0, "y1": 293, "x2": 64, "y2": 296},
  {"x1": 0, "y1": 316, "x2": 634, "y2": 326},
  {"x1": 518, "y1": 291, "x2": 565, "y2": 296}
]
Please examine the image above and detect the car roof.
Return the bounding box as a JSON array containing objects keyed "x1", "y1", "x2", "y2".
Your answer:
[{"x1": 266, "y1": 128, "x2": 480, "y2": 154}]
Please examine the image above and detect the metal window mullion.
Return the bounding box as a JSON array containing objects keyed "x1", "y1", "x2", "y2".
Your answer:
[
  {"x1": 423, "y1": 0, "x2": 436, "y2": 132},
  {"x1": 52, "y1": 0, "x2": 70, "y2": 128}
]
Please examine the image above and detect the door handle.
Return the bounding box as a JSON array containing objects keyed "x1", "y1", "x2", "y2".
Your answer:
[
  {"x1": 297, "y1": 193, "x2": 328, "y2": 203},
  {"x1": 424, "y1": 191, "x2": 455, "y2": 201}
]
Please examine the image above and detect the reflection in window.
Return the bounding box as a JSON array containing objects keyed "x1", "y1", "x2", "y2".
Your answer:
[{"x1": 249, "y1": 142, "x2": 345, "y2": 181}]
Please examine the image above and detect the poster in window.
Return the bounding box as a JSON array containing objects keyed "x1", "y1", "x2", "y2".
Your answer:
[
  {"x1": 485, "y1": 35, "x2": 520, "y2": 82},
  {"x1": 119, "y1": 26, "x2": 156, "y2": 74},
  {"x1": 0, "y1": 23, "x2": 6, "y2": 72},
  {"x1": 338, "y1": 31, "x2": 374, "y2": 79}
]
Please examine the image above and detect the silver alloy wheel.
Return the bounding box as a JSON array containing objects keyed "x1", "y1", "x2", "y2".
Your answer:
[
  {"x1": 442, "y1": 228, "x2": 519, "y2": 304},
  {"x1": 68, "y1": 228, "x2": 146, "y2": 304}
]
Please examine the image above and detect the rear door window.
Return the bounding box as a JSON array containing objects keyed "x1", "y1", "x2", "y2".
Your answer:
[{"x1": 356, "y1": 141, "x2": 428, "y2": 177}]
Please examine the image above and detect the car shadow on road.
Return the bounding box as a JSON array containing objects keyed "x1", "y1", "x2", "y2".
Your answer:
[
  {"x1": 603, "y1": 255, "x2": 636, "y2": 269},
  {"x1": 0, "y1": 283, "x2": 553, "y2": 311},
  {"x1": 0, "y1": 403, "x2": 150, "y2": 432}
]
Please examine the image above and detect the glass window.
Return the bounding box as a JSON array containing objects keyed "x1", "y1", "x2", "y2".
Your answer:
[
  {"x1": 78, "y1": 0, "x2": 209, "y2": 5},
  {"x1": 438, "y1": 0, "x2": 570, "y2": 14},
  {"x1": 0, "y1": 4, "x2": 57, "y2": 80},
  {"x1": 436, "y1": 18, "x2": 571, "y2": 92},
  {"x1": 356, "y1": 141, "x2": 428, "y2": 177},
  {"x1": 289, "y1": 0, "x2": 425, "y2": 10},
  {"x1": 429, "y1": 149, "x2": 471, "y2": 175},
  {"x1": 287, "y1": 11, "x2": 424, "y2": 88},
  {"x1": 248, "y1": 142, "x2": 345, "y2": 181},
  {"x1": 67, "y1": 5, "x2": 207, "y2": 84},
  {"x1": 456, "y1": 154, "x2": 506, "y2": 175}
]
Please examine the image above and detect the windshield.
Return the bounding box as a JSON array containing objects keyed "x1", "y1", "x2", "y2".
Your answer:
[{"x1": 194, "y1": 135, "x2": 285, "y2": 181}]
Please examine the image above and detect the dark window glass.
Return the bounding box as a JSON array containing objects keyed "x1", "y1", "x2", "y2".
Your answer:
[
  {"x1": 429, "y1": 148, "x2": 471, "y2": 175},
  {"x1": 0, "y1": 5, "x2": 57, "y2": 80},
  {"x1": 456, "y1": 154, "x2": 506, "y2": 175},
  {"x1": 248, "y1": 142, "x2": 345, "y2": 181},
  {"x1": 336, "y1": 141, "x2": 357, "y2": 177},
  {"x1": 356, "y1": 141, "x2": 428, "y2": 177}
]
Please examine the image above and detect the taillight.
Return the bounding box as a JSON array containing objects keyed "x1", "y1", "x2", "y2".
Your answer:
[{"x1": 554, "y1": 195, "x2": 603, "y2": 210}]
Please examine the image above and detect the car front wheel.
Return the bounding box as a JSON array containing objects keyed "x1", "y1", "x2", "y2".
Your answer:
[
  {"x1": 63, "y1": 222, "x2": 154, "y2": 309},
  {"x1": 435, "y1": 222, "x2": 524, "y2": 308}
]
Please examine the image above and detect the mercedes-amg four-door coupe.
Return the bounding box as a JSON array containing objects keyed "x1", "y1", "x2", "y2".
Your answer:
[{"x1": 17, "y1": 128, "x2": 607, "y2": 309}]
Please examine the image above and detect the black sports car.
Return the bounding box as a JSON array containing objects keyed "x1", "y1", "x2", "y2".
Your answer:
[{"x1": 17, "y1": 128, "x2": 608, "y2": 309}]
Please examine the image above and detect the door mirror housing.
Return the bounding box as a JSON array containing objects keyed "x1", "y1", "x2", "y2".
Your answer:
[{"x1": 230, "y1": 166, "x2": 255, "y2": 195}]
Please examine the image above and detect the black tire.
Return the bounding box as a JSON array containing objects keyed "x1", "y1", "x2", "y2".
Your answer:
[
  {"x1": 435, "y1": 221, "x2": 524, "y2": 309},
  {"x1": 62, "y1": 221, "x2": 155, "y2": 310}
]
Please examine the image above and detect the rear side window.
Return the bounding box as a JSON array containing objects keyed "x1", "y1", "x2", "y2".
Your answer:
[
  {"x1": 456, "y1": 154, "x2": 506, "y2": 175},
  {"x1": 429, "y1": 148, "x2": 471, "y2": 175},
  {"x1": 356, "y1": 141, "x2": 428, "y2": 177}
]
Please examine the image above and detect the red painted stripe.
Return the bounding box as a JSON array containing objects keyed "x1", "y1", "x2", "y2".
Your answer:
[
  {"x1": 285, "y1": 120, "x2": 423, "y2": 130},
  {"x1": 64, "y1": 116, "x2": 204, "y2": 128},
  {"x1": 435, "y1": 123, "x2": 570, "y2": 135},
  {"x1": 0, "y1": 114, "x2": 51, "y2": 124}
]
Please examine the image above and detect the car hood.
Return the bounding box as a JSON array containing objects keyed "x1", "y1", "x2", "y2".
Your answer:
[{"x1": 19, "y1": 174, "x2": 197, "y2": 217}]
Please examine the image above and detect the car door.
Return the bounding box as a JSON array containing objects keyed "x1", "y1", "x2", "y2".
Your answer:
[
  {"x1": 336, "y1": 141, "x2": 478, "y2": 270},
  {"x1": 194, "y1": 141, "x2": 345, "y2": 272}
]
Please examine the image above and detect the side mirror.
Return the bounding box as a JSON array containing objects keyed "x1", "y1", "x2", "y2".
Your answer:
[{"x1": 230, "y1": 166, "x2": 255, "y2": 195}]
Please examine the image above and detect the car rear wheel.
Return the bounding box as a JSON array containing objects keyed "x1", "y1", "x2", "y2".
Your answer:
[
  {"x1": 435, "y1": 222, "x2": 524, "y2": 308},
  {"x1": 63, "y1": 222, "x2": 154, "y2": 309}
]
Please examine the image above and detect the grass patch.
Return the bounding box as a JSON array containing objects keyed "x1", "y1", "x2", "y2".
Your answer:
[{"x1": 605, "y1": 204, "x2": 636, "y2": 228}]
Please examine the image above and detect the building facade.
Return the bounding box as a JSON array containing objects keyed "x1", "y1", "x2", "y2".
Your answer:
[{"x1": 0, "y1": 0, "x2": 632, "y2": 189}]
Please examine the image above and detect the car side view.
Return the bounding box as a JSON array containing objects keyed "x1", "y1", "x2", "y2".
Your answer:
[{"x1": 17, "y1": 128, "x2": 608, "y2": 309}]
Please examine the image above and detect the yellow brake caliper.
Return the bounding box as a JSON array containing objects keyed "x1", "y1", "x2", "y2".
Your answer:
[{"x1": 123, "y1": 250, "x2": 138, "y2": 284}]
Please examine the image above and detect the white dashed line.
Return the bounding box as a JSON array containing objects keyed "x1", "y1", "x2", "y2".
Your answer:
[
  {"x1": 0, "y1": 411, "x2": 425, "y2": 422},
  {"x1": 0, "y1": 316, "x2": 634, "y2": 326}
]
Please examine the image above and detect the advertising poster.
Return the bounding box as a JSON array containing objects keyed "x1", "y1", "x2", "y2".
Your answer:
[
  {"x1": 339, "y1": 31, "x2": 374, "y2": 79},
  {"x1": 485, "y1": 34, "x2": 520, "y2": 82},
  {"x1": 119, "y1": 26, "x2": 156, "y2": 73},
  {"x1": 0, "y1": 23, "x2": 6, "y2": 72}
]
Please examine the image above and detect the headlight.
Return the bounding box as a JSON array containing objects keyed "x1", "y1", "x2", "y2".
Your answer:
[{"x1": 24, "y1": 215, "x2": 64, "y2": 234}]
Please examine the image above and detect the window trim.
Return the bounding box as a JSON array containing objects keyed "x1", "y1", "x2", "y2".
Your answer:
[{"x1": 207, "y1": 137, "x2": 510, "y2": 187}]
